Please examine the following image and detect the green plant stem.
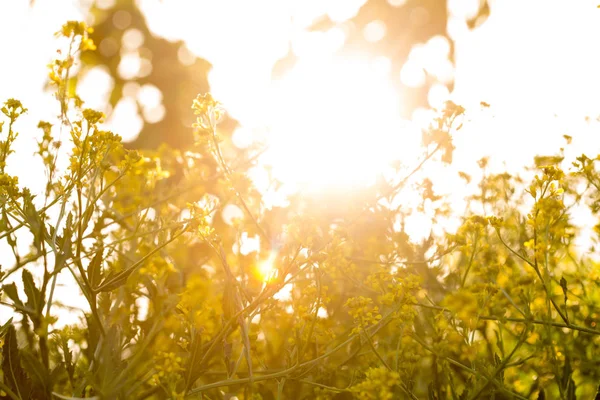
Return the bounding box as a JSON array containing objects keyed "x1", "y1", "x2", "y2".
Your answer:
[
  {"x1": 411, "y1": 302, "x2": 600, "y2": 335},
  {"x1": 362, "y1": 327, "x2": 391, "y2": 371},
  {"x1": 495, "y1": 230, "x2": 570, "y2": 325},
  {"x1": 209, "y1": 125, "x2": 270, "y2": 245},
  {"x1": 460, "y1": 231, "x2": 479, "y2": 287},
  {"x1": 0, "y1": 380, "x2": 20, "y2": 400},
  {"x1": 187, "y1": 301, "x2": 403, "y2": 397},
  {"x1": 410, "y1": 334, "x2": 528, "y2": 400},
  {"x1": 291, "y1": 379, "x2": 351, "y2": 392},
  {"x1": 467, "y1": 330, "x2": 527, "y2": 400}
]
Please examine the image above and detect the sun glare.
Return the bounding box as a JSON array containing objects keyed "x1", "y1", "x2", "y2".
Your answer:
[
  {"x1": 257, "y1": 252, "x2": 278, "y2": 282},
  {"x1": 259, "y1": 55, "x2": 420, "y2": 191}
]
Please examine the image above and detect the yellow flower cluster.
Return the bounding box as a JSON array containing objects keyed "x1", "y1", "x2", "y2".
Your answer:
[
  {"x1": 82, "y1": 108, "x2": 105, "y2": 125},
  {"x1": 1, "y1": 98, "x2": 27, "y2": 120},
  {"x1": 68, "y1": 114, "x2": 122, "y2": 181},
  {"x1": 323, "y1": 254, "x2": 358, "y2": 281},
  {"x1": 525, "y1": 166, "x2": 570, "y2": 264},
  {"x1": 352, "y1": 367, "x2": 401, "y2": 400},
  {"x1": 451, "y1": 215, "x2": 488, "y2": 247},
  {"x1": 191, "y1": 93, "x2": 225, "y2": 136},
  {"x1": 0, "y1": 173, "x2": 19, "y2": 198},
  {"x1": 368, "y1": 270, "x2": 420, "y2": 308},
  {"x1": 1, "y1": 99, "x2": 27, "y2": 171},
  {"x1": 292, "y1": 283, "x2": 335, "y2": 346},
  {"x1": 151, "y1": 351, "x2": 185, "y2": 399},
  {"x1": 178, "y1": 274, "x2": 221, "y2": 341},
  {"x1": 188, "y1": 197, "x2": 218, "y2": 240},
  {"x1": 441, "y1": 289, "x2": 479, "y2": 329},
  {"x1": 346, "y1": 296, "x2": 382, "y2": 334},
  {"x1": 58, "y1": 20, "x2": 96, "y2": 51}
]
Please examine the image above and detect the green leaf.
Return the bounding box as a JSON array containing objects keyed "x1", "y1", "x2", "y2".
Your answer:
[
  {"x1": 459, "y1": 388, "x2": 470, "y2": 400},
  {"x1": 54, "y1": 213, "x2": 74, "y2": 274},
  {"x1": 560, "y1": 276, "x2": 568, "y2": 303},
  {"x1": 57, "y1": 333, "x2": 75, "y2": 384},
  {"x1": 2, "y1": 210, "x2": 17, "y2": 250},
  {"x1": 84, "y1": 314, "x2": 101, "y2": 362},
  {"x1": 96, "y1": 326, "x2": 123, "y2": 395},
  {"x1": 537, "y1": 388, "x2": 545, "y2": 400},
  {"x1": 96, "y1": 267, "x2": 135, "y2": 293},
  {"x1": 2, "y1": 325, "x2": 32, "y2": 399},
  {"x1": 67, "y1": 76, "x2": 79, "y2": 99},
  {"x1": 428, "y1": 382, "x2": 438, "y2": 400},
  {"x1": 49, "y1": 363, "x2": 65, "y2": 385},
  {"x1": 20, "y1": 350, "x2": 50, "y2": 396},
  {"x1": 535, "y1": 155, "x2": 565, "y2": 168},
  {"x1": 561, "y1": 357, "x2": 577, "y2": 400},
  {"x1": 0, "y1": 318, "x2": 13, "y2": 337},
  {"x1": 22, "y1": 190, "x2": 45, "y2": 252},
  {"x1": 2, "y1": 283, "x2": 23, "y2": 307},
  {"x1": 494, "y1": 353, "x2": 505, "y2": 383},
  {"x1": 184, "y1": 331, "x2": 204, "y2": 391},
  {"x1": 88, "y1": 247, "x2": 104, "y2": 289},
  {"x1": 52, "y1": 393, "x2": 100, "y2": 400},
  {"x1": 22, "y1": 269, "x2": 43, "y2": 314}
]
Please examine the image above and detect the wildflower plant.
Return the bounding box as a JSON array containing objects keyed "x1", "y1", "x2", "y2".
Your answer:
[{"x1": 0, "y1": 20, "x2": 600, "y2": 400}]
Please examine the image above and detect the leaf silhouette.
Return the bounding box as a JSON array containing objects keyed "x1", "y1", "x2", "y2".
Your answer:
[
  {"x1": 88, "y1": 246, "x2": 104, "y2": 289},
  {"x1": 95, "y1": 267, "x2": 135, "y2": 293},
  {"x1": 184, "y1": 331, "x2": 204, "y2": 391},
  {"x1": 2, "y1": 283, "x2": 22, "y2": 307},
  {"x1": 21, "y1": 350, "x2": 50, "y2": 398},
  {"x1": 22, "y1": 190, "x2": 46, "y2": 252},
  {"x1": 54, "y1": 213, "x2": 74, "y2": 274},
  {"x1": 22, "y1": 269, "x2": 43, "y2": 314},
  {"x1": 1, "y1": 325, "x2": 31, "y2": 400},
  {"x1": 0, "y1": 318, "x2": 13, "y2": 337}
]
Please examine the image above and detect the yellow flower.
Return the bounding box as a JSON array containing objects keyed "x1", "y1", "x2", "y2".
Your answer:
[{"x1": 352, "y1": 367, "x2": 401, "y2": 400}]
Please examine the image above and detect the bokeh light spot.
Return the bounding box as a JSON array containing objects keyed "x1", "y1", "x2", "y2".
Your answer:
[
  {"x1": 112, "y1": 10, "x2": 132, "y2": 30},
  {"x1": 363, "y1": 20, "x2": 387, "y2": 43},
  {"x1": 122, "y1": 28, "x2": 144, "y2": 50}
]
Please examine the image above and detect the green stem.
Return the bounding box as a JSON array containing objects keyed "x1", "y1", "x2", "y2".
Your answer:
[
  {"x1": 362, "y1": 327, "x2": 391, "y2": 371},
  {"x1": 0, "y1": 381, "x2": 20, "y2": 400}
]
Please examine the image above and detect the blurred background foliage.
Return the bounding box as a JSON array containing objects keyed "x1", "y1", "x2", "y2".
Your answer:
[
  {"x1": 78, "y1": 0, "x2": 491, "y2": 150},
  {"x1": 81, "y1": 0, "x2": 214, "y2": 149}
]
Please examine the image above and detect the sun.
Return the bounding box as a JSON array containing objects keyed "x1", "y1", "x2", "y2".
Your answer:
[
  {"x1": 256, "y1": 252, "x2": 278, "y2": 282},
  {"x1": 258, "y1": 54, "x2": 422, "y2": 192}
]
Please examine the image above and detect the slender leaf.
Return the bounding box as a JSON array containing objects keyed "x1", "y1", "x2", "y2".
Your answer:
[
  {"x1": 22, "y1": 269, "x2": 43, "y2": 313},
  {"x1": 54, "y1": 213, "x2": 74, "y2": 274},
  {"x1": 88, "y1": 246, "x2": 104, "y2": 289},
  {"x1": 20, "y1": 350, "x2": 50, "y2": 397},
  {"x1": 52, "y1": 393, "x2": 100, "y2": 400},
  {"x1": 185, "y1": 331, "x2": 204, "y2": 390},
  {"x1": 0, "y1": 318, "x2": 13, "y2": 337},
  {"x1": 2, "y1": 325, "x2": 31, "y2": 399},
  {"x1": 95, "y1": 267, "x2": 136, "y2": 292},
  {"x1": 22, "y1": 190, "x2": 45, "y2": 252},
  {"x1": 2, "y1": 283, "x2": 22, "y2": 307}
]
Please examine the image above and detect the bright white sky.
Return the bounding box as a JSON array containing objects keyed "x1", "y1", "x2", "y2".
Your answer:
[
  {"x1": 0, "y1": 0, "x2": 599, "y2": 323},
  {"x1": 1, "y1": 0, "x2": 599, "y2": 183}
]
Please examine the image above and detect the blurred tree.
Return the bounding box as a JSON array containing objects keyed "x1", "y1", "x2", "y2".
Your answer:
[
  {"x1": 80, "y1": 0, "x2": 220, "y2": 149},
  {"x1": 273, "y1": 0, "x2": 491, "y2": 118},
  {"x1": 80, "y1": 0, "x2": 490, "y2": 149}
]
